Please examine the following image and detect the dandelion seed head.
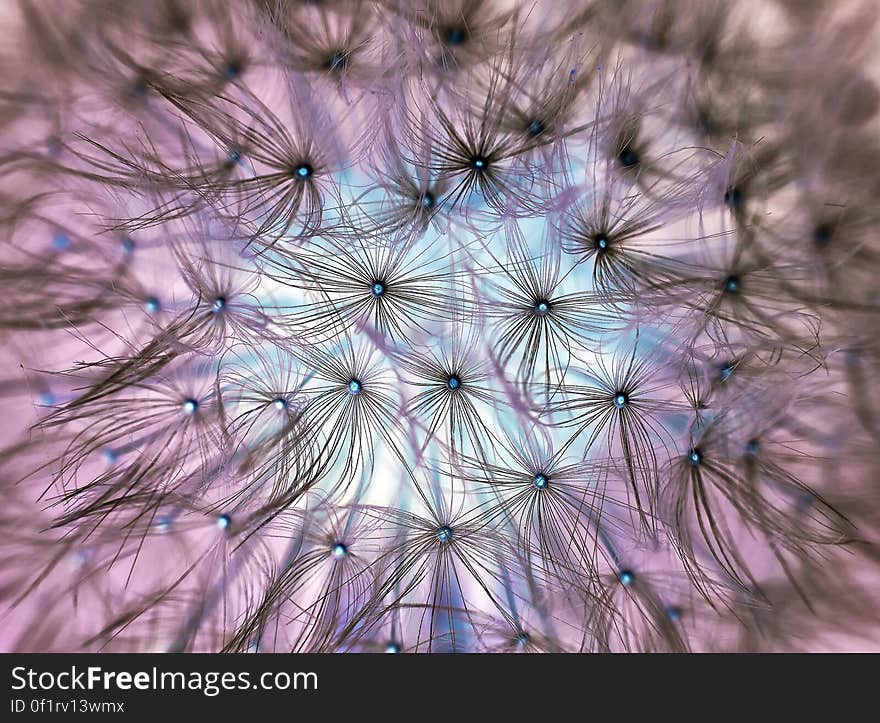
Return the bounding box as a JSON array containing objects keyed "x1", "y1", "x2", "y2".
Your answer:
[{"x1": 3, "y1": 0, "x2": 871, "y2": 656}]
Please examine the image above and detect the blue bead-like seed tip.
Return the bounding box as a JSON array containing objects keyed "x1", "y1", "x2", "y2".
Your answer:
[
  {"x1": 437, "y1": 525, "x2": 453, "y2": 542},
  {"x1": 814, "y1": 224, "x2": 832, "y2": 246},
  {"x1": 595, "y1": 235, "x2": 609, "y2": 251},
  {"x1": 619, "y1": 148, "x2": 639, "y2": 167},
  {"x1": 472, "y1": 157, "x2": 486, "y2": 170},
  {"x1": 295, "y1": 164, "x2": 312, "y2": 179},
  {"x1": 533, "y1": 473, "x2": 548, "y2": 489},
  {"x1": 371, "y1": 282, "x2": 385, "y2": 297},
  {"x1": 273, "y1": 397, "x2": 287, "y2": 411},
  {"x1": 385, "y1": 642, "x2": 400, "y2": 653},
  {"x1": 527, "y1": 119, "x2": 545, "y2": 136},
  {"x1": 447, "y1": 375, "x2": 461, "y2": 390},
  {"x1": 217, "y1": 514, "x2": 231, "y2": 530},
  {"x1": 145, "y1": 297, "x2": 160, "y2": 313},
  {"x1": 688, "y1": 449, "x2": 702, "y2": 465},
  {"x1": 332, "y1": 543, "x2": 348, "y2": 559},
  {"x1": 619, "y1": 570, "x2": 635, "y2": 585},
  {"x1": 517, "y1": 632, "x2": 530, "y2": 645},
  {"x1": 183, "y1": 398, "x2": 199, "y2": 414},
  {"x1": 328, "y1": 51, "x2": 347, "y2": 71},
  {"x1": 724, "y1": 187, "x2": 742, "y2": 208},
  {"x1": 613, "y1": 393, "x2": 628, "y2": 409},
  {"x1": 725, "y1": 275, "x2": 740, "y2": 293},
  {"x1": 445, "y1": 28, "x2": 465, "y2": 45},
  {"x1": 535, "y1": 300, "x2": 550, "y2": 315},
  {"x1": 224, "y1": 61, "x2": 240, "y2": 79},
  {"x1": 347, "y1": 379, "x2": 362, "y2": 395},
  {"x1": 212, "y1": 296, "x2": 226, "y2": 312}
]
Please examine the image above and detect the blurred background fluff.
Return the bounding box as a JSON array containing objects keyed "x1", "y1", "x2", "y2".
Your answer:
[{"x1": 0, "y1": 0, "x2": 879, "y2": 652}]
